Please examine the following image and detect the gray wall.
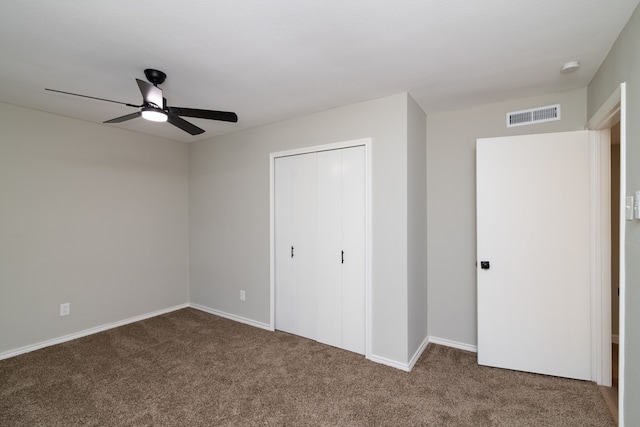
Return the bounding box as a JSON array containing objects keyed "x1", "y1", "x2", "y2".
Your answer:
[
  {"x1": 407, "y1": 95, "x2": 428, "y2": 358},
  {"x1": 587, "y1": 4, "x2": 640, "y2": 424},
  {"x1": 189, "y1": 92, "x2": 426, "y2": 365},
  {"x1": 0, "y1": 102, "x2": 189, "y2": 354},
  {"x1": 426, "y1": 87, "x2": 588, "y2": 346}
]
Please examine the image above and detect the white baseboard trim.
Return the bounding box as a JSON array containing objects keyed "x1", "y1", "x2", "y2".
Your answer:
[
  {"x1": 407, "y1": 336, "x2": 430, "y2": 371},
  {"x1": 367, "y1": 354, "x2": 412, "y2": 372},
  {"x1": 0, "y1": 303, "x2": 189, "y2": 361},
  {"x1": 189, "y1": 303, "x2": 273, "y2": 331},
  {"x1": 612, "y1": 334, "x2": 619, "y2": 344},
  {"x1": 366, "y1": 336, "x2": 429, "y2": 372},
  {"x1": 367, "y1": 337, "x2": 476, "y2": 372},
  {"x1": 428, "y1": 336, "x2": 478, "y2": 353},
  {"x1": 1, "y1": 304, "x2": 481, "y2": 369}
]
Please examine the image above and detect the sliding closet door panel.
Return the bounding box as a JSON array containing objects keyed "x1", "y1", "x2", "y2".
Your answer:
[
  {"x1": 341, "y1": 146, "x2": 366, "y2": 354},
  {"x1": 292, "y1": 153, "x2": 318, "y2": 340},
  {"x1": 274, "y1": 156, "x2": 296, "y2": 335},
  {"x1": 316, "y1": 150, "x2": 343, "y2": 348}
]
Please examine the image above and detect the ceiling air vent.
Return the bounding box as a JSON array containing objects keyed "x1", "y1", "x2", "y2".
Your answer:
[{"x1": 506, "y1": 104, "x2": 560, "y2": 127}]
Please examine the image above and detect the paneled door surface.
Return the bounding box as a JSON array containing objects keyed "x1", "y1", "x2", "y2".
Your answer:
[
  {"x1": 274, "y1": 145, "x2": 365, "y2": 355},
  {"x1": 274, "y1": 153, "x2": 317, "y2": 340},
  {"x1": 476, "y1": 130, "x2": 592, "y2": 380},
  {"x1": 316, "y1": 146, "x2": 365, "y2": 354}
]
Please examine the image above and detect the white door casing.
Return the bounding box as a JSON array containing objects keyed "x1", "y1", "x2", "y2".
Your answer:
[{"x1": 587, "y1": 82, "x2": 624, "y2": 405}]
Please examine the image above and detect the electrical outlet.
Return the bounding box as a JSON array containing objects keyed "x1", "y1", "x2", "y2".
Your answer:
[
  {"x1": 240, "y1": 290, "x2": 246, "y2": 301},
  {"x1": 60, "y1": 303, "x2": 70, "y2": 316}
]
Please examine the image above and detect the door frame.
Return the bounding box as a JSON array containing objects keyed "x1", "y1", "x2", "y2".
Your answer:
[
  {"x1": 589, "y1": 127, "x2": 612, "y2": 387},
  {"x1": 587, "y1": 83, "x2": 626, "y2": 418},
  {"x1": 269, "y1": 138, "x2": 373, "y2": 358}
]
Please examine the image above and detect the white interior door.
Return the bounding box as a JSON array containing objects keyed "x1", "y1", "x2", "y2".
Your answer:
[{"x1": 476, "y1": 130, "x2": 592, "y2": 380}]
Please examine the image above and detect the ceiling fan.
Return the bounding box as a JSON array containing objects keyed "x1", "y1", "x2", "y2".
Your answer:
[{"x1": 45, "y1": 69, "x2": 238, "y2": 135}]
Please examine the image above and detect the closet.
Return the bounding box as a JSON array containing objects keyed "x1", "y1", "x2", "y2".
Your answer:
[{"x1": 274, "y1": 145, "x2": 365, "y2": 354}]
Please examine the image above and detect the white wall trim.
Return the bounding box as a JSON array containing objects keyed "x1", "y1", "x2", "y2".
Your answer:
[
  {"x1": 587, "y1": 86, "x2": 621, "y2": 130},
  {"x1": 269, "y1": 138, "x2": 373, "y2": 358},
  {"x1": 2, "y1": 300, "x2": 479, "y2": 373},
  {"x1": 368, "y1": 336, "x2": 478, "y2": 372},
  {"x1": 367, "y1": 354, "x2": 412, "y2": 372},
  {"x1": 587, "y1": 82, "x2": 626, "y2": 425},
  {"x1": 428, "y1": 336, "x2": 478, "y2": 353},
  {"x1": 0, "y1": 303, "x2": 189, "y2": 360},
  {"x1": 189, "y1": 303, "x2": 273, "y2": 331},
  {"x1": 269, "y1": 138, "x2": 372, "y2": 159},
  {"x1": 617, "y1": 83, "x2": 627, "y2": 426},
  {"x1": 407, "y1": 336, "x2": 430, "y2": 371}
]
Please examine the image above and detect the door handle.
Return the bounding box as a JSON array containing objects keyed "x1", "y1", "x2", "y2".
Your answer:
[
  {"x1": 291, "y1": 246, "x2": 294, "y2": 258},
  {"x1": 341, "y1": 250, "x2": 344, "y2": 264}
]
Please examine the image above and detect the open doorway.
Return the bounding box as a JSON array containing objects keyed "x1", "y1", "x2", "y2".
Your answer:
[
  {"x1": 587, "y1": 82, "x2": 626, "y2": 424},
  {"x1": 601, "y1": 121, "x2": 621, "y2": 420}
]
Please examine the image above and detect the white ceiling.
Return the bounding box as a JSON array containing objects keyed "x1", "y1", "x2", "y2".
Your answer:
[{"x1": 1, "y1": 1, "x2": 638, "y2": 142}]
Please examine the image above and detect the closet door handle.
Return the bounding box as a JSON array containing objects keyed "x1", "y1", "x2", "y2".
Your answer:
[
  {"x1": 291, "y1": 246, "x2": 294, "y2": 258},
  {"x1": 341, "y1": 250, "x2": 344, "y2": 264}
]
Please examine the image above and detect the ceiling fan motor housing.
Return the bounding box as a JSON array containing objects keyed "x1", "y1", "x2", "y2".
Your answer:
[{"x1": 144, "y1": 69, "x2": 167, "y2": 86}]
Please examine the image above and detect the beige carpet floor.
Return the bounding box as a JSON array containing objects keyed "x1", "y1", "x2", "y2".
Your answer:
[{"x1": 0, "y1": 308, "x2": 614, "y2": 426}]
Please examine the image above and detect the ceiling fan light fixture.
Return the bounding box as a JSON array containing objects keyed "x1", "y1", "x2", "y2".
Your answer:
[{"x1": 141, "y1": 106, "x2": 168, "y2": 122}]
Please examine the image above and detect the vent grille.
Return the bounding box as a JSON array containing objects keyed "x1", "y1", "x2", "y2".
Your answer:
[{"x1": 507, "y1": 104, "x2": 560, "y2": 127}]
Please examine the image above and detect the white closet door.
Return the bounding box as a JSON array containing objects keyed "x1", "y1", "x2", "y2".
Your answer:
[
  {"x1": 292, "y1": 154, "x2": 318, "y2": 340},
  {"x1": 274, "y1": 155, "x2": 295, "y2": 335},
  {"x1": 275, "y1": 145, "x2": 365, "y2": 355},
  {"x1": 340, "y1": 146, "x2": 366, "y2": 354},
  {"x1": 316, "y1": 150, "x2": 343, "y2": 348},
  {"x1": 316, "y1": 146, "x2": 366, "y2": 354},
  {"x1": 274, "y1": 153, "x2": 317, "y2": 340}
]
